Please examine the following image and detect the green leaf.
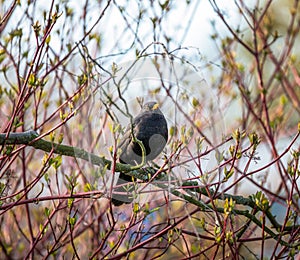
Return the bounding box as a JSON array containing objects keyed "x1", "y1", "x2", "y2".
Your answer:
[
  {"x1": 44, "y1": 207, "x2": 50, "y2": 217},
  {"x1": 68, "y1": 198, "x2": 74, "y2": 208},
  {"x1": 133, "y1": 203, "x2": 139, "y2": 214},
  {"x1": 68, "y1": 216, "x2": 76, "y2": 226},
  {"x1": 192, "y1": 97, "x2": 199, "y2": 107},
  {"x1": 223, "y1": 167, "x2": 234, "y2": 181},
  {"x1": 28, "y1": 73, "x2": 36, "y2": 86},
  {"x1": 84, "y1": 183, "x2": 92, "y2": 192},
  {"x1": 170, "y1": 125, "x2": 177, "y2": 137}
]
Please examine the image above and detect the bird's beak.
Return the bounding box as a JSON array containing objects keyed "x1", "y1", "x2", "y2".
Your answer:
[{"x1": 152, "y1": 103, "x2": 159, "y2": 110}]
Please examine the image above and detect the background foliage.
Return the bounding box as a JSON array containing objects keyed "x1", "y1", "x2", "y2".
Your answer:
[{"x1": 0, "y1": 0, "x2": 299, "y2": 259}]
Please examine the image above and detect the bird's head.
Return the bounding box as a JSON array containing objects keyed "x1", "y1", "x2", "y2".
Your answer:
[{"x1": 142, "y1": 101, "x2": 161, "y2": 113}]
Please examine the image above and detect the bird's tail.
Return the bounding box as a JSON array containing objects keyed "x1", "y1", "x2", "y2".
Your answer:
[{"x1": 111, "y1": 172, "x2": 135, "y2": 206}]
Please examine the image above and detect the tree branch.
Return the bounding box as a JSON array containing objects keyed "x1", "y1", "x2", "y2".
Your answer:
[{"x1": 1, "y1": 130, "x2": 298, "y2": 248}]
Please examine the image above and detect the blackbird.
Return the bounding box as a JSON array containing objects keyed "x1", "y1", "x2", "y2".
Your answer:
[{"x1": 112, "y1": 101, "x2": 168, "y2": 206}]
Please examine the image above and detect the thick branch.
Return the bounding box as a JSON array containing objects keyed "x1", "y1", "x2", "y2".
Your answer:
[{"x1": 0, "y1": 130, "x2": 127, "y2": 171}]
